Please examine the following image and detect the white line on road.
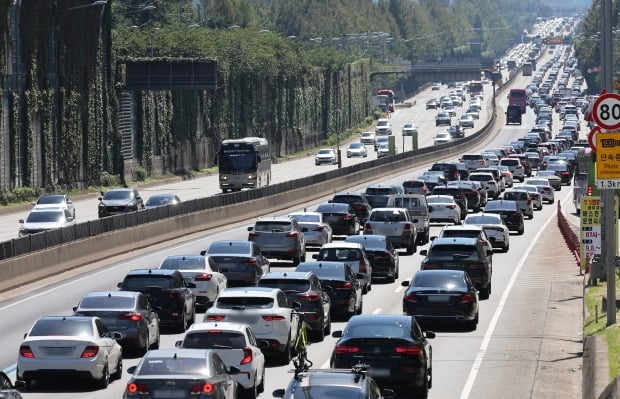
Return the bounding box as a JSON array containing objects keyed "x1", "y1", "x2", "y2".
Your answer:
[
  {"x1": 372, "y1": 308, "x2": 382, "y2": 314},
  {"x1": 393, "y1": 285, "x2": 404, "y2": 293},
  {"x1": 459, "y1": 190, "x2": 570, "y2": 399}
]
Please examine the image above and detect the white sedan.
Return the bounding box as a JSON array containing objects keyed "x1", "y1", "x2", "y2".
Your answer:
[
  {"x1": 459, "y1": 114, "x2": 475, "y2": 129},
  {"x1": 159, "y1": 255, "x2": 227, "y2": 309},
  {"x1": 346, "y1": 142, "x2": 368, "y2": 158},
  {"x1": 176, "y1": 322, "x2": 266, "y2": 398},
  {"x1": 426, "y1": 195, "x2": 461, "y2": 225},
  {"x1": 402, "y1": 123, "x2": 418, "y2": 136},
  {"x1": 205, "y1": 287, "x2": 300, "y2": 364},
  {"x1": 288, "y1": 211, "x2": 333, "y2": 248},
  {"x1": 463, "y1": 213, "x2": 510, "y2": 253},
  {"x1": 17, "y1": 316, "x2": 123, "y2": 389},
  {"x1": 434, "y1": 132, "x2": 452, "y2": 146},
  {"x1": 525, "y1": 178, "x2": 555, "y2": 203}
]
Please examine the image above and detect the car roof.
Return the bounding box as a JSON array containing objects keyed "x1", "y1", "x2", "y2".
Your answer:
[
  {"x1": 431, "y1": 237, "x2": 478, "y2": 246},
  {"x1": 219, "y1": 287, "x2": 280, "y2": 297},
  {"x1": 256, "y1": 216, "x2": 292, "y2": 223},
  {"x1": 260, "y1": 271, "x2": 314, "y2": 280},
  {"x1": 81, "y1": 291, "x2": 140, "y2": 299},
  {"x1": 320, "y1": 242, "x2": 363, "y2": 249},
  {"x1": 126, "y1": 268, "x2": 178, "y2": 276},
  {"x1": 187, "y1": 322, "x2": 249, "y2": 333},
  {"x1": 144, "y1": 348, "x2": 213, "y2": 360},
  {"x1": 296, "y1": 261, "x2": 348, "y2": 270}
]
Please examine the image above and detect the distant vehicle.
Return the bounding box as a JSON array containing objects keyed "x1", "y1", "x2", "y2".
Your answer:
[
  {"x1": 19, "y1": 208, "x2": 76, "y2": 237},
  {"x1": 202, "y1": 240, "x2": 270, "y2": 287},
  {"x1": 248, "y1": 216, "x2": 307, "y2": 265},
  {"x1": 375, "y1": 118, "x2": 392, "y2": 135},
  {"x1": 377, "y1": 89, "x2": 395, "y2": 112},
  {"x1": 431, "y1": 83, "x2": 441, "y2": 91},
  {"x1": 346, "y1": 142, "x2": 368, "y2": 158},
  {"x1": 459, "y1": 114, "x2": 475, "y2": 129},
  {"x1": 32, "y1": 194, "x2": 75, "y2": 219},
  {"x1": 315, "y1": 148, "x2": 338, "y2": 165},
  {"x1": 434, "y1": 132, "x2": 452, "y2": 146},
  {"x1": 98, "y1": 188, "x2": 144, "y2": 218},
  {"x1": 522, "y1": 62, "x2": 533, "y2": 76},
  {"x1": 360, "y1": 131, "x2": 375, "y2": 145},
  {"x1": 217, "y1": 137, "x2": 271, "y2": 193},
  {"x1": 506, "y1": 105, "x2": 523, "y2": 125},
  {"x1": 435, "y1": 112, "x2": 451, "y2": 127},
  {"x1": 507, "y1": 89, "x2": 527, "y2": 113},
  {"x1": 288, "y1": 211, "x2": 333, "y2": 248},
  {"x1": 402, "y1": 123, "x2": 418, "y2": 136},
  {"x1": 468, "y1": 81, "x2": 483, "y2": 97},
  {"x1": 363, "y1": 208, "x2": 418, "y2": 255},
  {"x1": 144, "y1": 193, "x2": 181, "y2": 209}
]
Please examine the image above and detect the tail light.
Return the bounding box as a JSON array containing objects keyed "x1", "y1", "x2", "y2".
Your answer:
[
  {"x1": 206, "y1": 315, "x2": 225, "y2": 321},
  {"x1": 119, "y1": 312, "x2": 143, "y2": 322},
  {"x1": 395, "y1": 345, "x2": 423, "y2": 355},
  {"x1": 241, "y1": 347, "x2": 253, "y2": 365},
  {"x1": 358, "y1": 258, "x2": 367, "y2": 273},
  {"x1": 516, "y1": 165, "x2": 523, "y2": 169},
  {"x1": 527, "y1": 198, "x2": 532, "y2": 205},
  {"x1": 403, "y1": 224, "x2": 412, "y2": 233},
  {"x1": 286, "y1": 232, "x2": 299, "y2": 239},
  {"x1": 248, "y1": 231, "x2": 259, "y2": 238},
  {"x1": 364, "y1": 223, "x2": 373, "y2": 234},
  {"x1": 127, "y1": 382, "x2": 149, "y2": 394},
  {"x1": 342, "y1": 214, "x2": 354, "y2": 220},
  {"x1": 195, "y1": 273, "x2": 212, "y2": 281},
  {"x1": 405, "y1": 293, "x2": 418, "y2": 302},
  {"x1": 298, "y1": 292, "x2": 320, "y2": 301},
  {"x1": 244, "y1": 258, "x2": 258, "y2": 265},
  {"x1": 587, "y1": 185, "x2": 593, "y2": 196},
  {"x1": 337, "y1": 282, "x2": 352, "y2": 290},
  {"x1": 313, "y1": 227, "x2": 324, "y2": 232},
  {"x1": 262, "y1": 315, "x2": 286, "y2": 321},
  {"x1": 19, "y1": 345, "x2": 35, "y2": 358},
  {"x1": 561, "y1": 171, "x2": 570, "y2": 175},
  {"x1": 334, "y1": 345, "x2": 360, "y2": 354},
  {"x1": 169, "y1": 290, "x2": 181, "y2": 299},
  {"x1": 191, "y1": 383, "x2": 215, "y2": 395},
  {"x1": 447, "y1": 204, "x2": 457, "y2": 209},
  {"x1": 460, "y1": 293, "x2": 475, "y2": 303},
  {"x1": 81, "y1": 345, "x2": 99, "y2": 358}
]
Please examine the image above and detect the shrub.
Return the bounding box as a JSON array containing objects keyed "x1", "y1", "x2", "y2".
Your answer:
[
  {"x1": 133, "y1": 166, "x2": 146, "y2": 182},
  {"x1": 100, "y1": 172, "x2": 121, "y2": 187}
]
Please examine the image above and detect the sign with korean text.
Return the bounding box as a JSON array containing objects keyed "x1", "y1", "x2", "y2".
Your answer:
[
  {"x1": 596, "y1": 131, "x2": 620, "y2": 182},
  {"x1": 580, "y1": 196, "x2": 602, "y2": 270}
]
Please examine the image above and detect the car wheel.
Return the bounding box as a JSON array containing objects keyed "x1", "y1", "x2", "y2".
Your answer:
[
  {"x1": 466, "y1": 313, "x2": 479, "y2": 331},
  {"x1": 324, "y1": 313, "x2": 332, "y2": 335},
  {"x1": 150, "y1": 331, "x2": 160, "y2": 349},
  {"x1": 278, "y1": 336, "x2": 292, "y2": 365},
  {"x1": 245, "y1": 378, "x2": 258, "y2": 399},
  {"x1": 112, "y1": 357, "x2": 123, "y2": 380},
  {"x1": 96, "y1": 362, "x2": 110, "y2": 389},
  {"x1": 406, "y1": 239, "x2": 416, "y2": 255},
  {"x1": 414, "y1": 381, "x2": 429, "y2": 399},
  {"x1": 517, "y1": 226, "x2": 524, "y2": 235},
  {"x1": 479, "y1": 285, "x2": 490, "y2": 300},
  {"x1": 292, "y1": 254, "x2": 301, "y2": 266}
]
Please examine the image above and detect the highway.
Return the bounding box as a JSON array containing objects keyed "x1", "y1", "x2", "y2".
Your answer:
[{"x1": 0, "y1": 44, "x2": 585, "y2": 398}]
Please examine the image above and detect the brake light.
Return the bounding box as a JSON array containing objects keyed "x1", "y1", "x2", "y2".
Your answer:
[
  {"x1": 119, "y1": 312, "x2": 143, "y2": 322},
  {"x1": 208, "y1": 330, "x2": 222, "y2": 333},
  {"x1": 587, "y1": 185, "x2": 593, "y2": 196},
  {"x1": 244, "y1": 258, "x2": 258, "y2": 265},
  {"x1": 461, "y1": 293, "x2": 475, "y2": 303},
  {"x1": 342, "y1": 214, "x2": 354, "y2": 220},
  {"x1": 191, "y1": 383, "x2": 215, "y2": 394},
  {"x1": 169, "y1": 290, "x2": 181, "y2": 299},
  {"x1": 334, "y1": 345, "x2": 360, "y2": 354},
  {"x1": 561, "y1": 171, "x2": 570, "y2": 175},
  {"x1": 337, "y1": 282, "x2": 352, "y2": 290},
  {"x1": 81, "y1": 345, "x2": 99, "y2": 358},
  {"x1": 241, "y1": 347, "x2": 253, "y2": 365},
  {"x1": 527, "y1": 198, "x2": 531, "y2": 205},
  {"x1": 248, "y1": 231, "x2": 259, "y2": 238},
  {"x1": 395, "y1": 345, "x2": 422, "y2": 355},
  {"x1": 127, "y1": 382, "x2": 149, "y2": 394},
  {"x1": 19, "y1": 345, "x2": 34, "y2": 358},
  {"x1": 286, "y1": 232, "x2": 299, "y2": 239},
  {"x1": 298, "y1": 293, "x2": 321, "y2": 301},
  {"x1": 447, "y1": 204, "x2": 456, "y2": 209},
  {"x1": 206, "y1": 315, "x2": 226, "y2": 321},
  {"x1": 262, "y1": 315, "x2": 286, "y2": 321},
  {"x1": 403, "y1": 224, "x2": 412, "y2": 233},
  {"x1": 364, "y1": 223, "x2": 373, "y2": 234},
  {"x1": 312, "y1": 226, "x2": 324, "y2": 232},
  {"x1": 359, "y1": 258, "x2": 367, "y2": 273},
  {"x1": 195, "y1": 273, "x2": 212, "y2": 281},
  {"x1": 405, "y1": 293, "x2": 418, "y2": 302}
]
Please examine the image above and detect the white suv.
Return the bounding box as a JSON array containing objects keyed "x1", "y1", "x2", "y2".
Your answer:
[
  {"x1": 204, "y1": 287, "x2": 299, "y2": 364},
  {"x1": 374, "y1": 118, "x2": 392, "y2": 135},
  {"x1": 499, "y1": 158, "x2": 525, "y2": 182}
]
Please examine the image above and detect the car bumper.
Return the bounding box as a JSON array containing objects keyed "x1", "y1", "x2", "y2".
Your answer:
[
  {"x1": 18, "y1": 356, "x2": 105, "y2": 381},
  {"x1": 332, "y1": 360, "x2": 426, "y2": 389}
]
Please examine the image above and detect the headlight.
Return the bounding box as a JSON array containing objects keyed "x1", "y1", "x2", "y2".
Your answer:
[
  {"x1": 248, "y1": 174, "x2": 254, "y2": 179},
  {"x1": 220, "y1": 176, "x2": 227, "y2": 180}
]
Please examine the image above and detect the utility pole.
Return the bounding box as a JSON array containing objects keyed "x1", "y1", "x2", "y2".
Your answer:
[{"x1": 601, "y1": 0, "x2": 616, "y2": 326}]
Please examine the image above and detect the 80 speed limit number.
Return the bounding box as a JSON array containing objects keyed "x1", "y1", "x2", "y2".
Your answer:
[{"x1": 592, "y1": 93, "x2": 620, "y2": 130}]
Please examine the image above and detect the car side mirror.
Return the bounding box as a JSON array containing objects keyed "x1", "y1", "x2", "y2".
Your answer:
[
  {"x1": 13, "y1": 380, "x2": 26, "y2": 389},
  {"x1": 322, "y1": 285, "x2": 333, "y2": 292},
  {"x1": 72, "y1": 306, "x2": 78, "y2": 312},
  {"x1": 419, "y1": 250, "x2": 428, "y2": 256},
  {"x1": 175, "y1": 340, "x2": 183, "y2": 348},
  {"x1": 487, "y1": 250, "x2": 493, "y2": 256},
  {"x1": 112, "y1": 332, "x2": 123, "y2": 340},
  {"x1": 290, "y1": 301, "x2": 302, "y2": 309},
  {"x1": 301, "y1": 227, "x2": 309, "y2": 233},
  {"x1": 98, "y1": 196, "x2": 103, "y2": 201},
  {"x1": 273, "y1": 389, "x2": 286, "y2": 398},
  {"x1": 18, "y1": 219, "x2": 24, "y2": 224},
  {"x1": 401, "y1": 280, "x2": 410, "y2": 287},
  {"x1": 117, "y1": 282, "x2": 123, "y2": 288},
  {"x1": 30, "y1": 201, "x2": 36, "y2": 206},
  {"x1": 425, "y1": 331, "x2": 436, "y2": 339},
  {"x1": 199, "y1": 250, "x2": 207, "y2": 256},
  {"x1": 228, "y1": 366, "x2": 241, "y2": 375},
  {"x1": 135, "y1": 196, "x2": 142, "y2": 200},
  {"x1": 355, "y1": 273, "x2": 364, "y2": 280},
  {"x1": 247, "y1": 226, "x2": 253, "y2": 231},
  {"x1": 24, "y1": 333, "x2": 27, "y2": 339},
  {"x1": 152, "y1": 306, "x2": 162, "y2": 312},
  {"x1": 312, "y1": 254, "x2": 319, "y2": 259},
  {"x1": 427, "y1": 206, "x2": 433, "y2": 212},
  {"x1": 430, "y1": 236, "x2": 437, "y2": 241},
  {"x1": 412, "y1": 219, "x2": 418, "y2": 223},
  {"x1": 331, "y1": 330, "x2": 343, "y2": 338},
  {"x1": 327, "y1": 200, "x2": 332, "y2": 203},
  {"x1": 127, "y1": 366, "x2": 137, "y2": 374}
]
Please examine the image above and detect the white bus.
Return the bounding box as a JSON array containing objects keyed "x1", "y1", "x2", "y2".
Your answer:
[{"x1": 217, "y1": 137, "x2": 271, "y2": 193}]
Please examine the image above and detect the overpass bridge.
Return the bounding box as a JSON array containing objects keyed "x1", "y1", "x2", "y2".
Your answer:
[{"x1": 370, "y1": 60, "x2": 482, "y2": 86}]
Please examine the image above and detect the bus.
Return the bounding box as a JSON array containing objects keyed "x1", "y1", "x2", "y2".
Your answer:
[
  {"x1": 507, "y1": 88, "x2": 527, "y2": 114},
  {"x1": 468, "y1": 81, "x2": 483, "y2": 97},
  {"x1": 377, "y1": 89, "x2": 395, "y2": 112},
  {"x1": 217, "y1": 137, "x2": 271, "y2": 193}
]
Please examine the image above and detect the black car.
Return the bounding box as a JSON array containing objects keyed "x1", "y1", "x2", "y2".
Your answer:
[
  {"x1": 447, "y1": 182, "x2": 482, "y2": 212},
  {"x1": 295, "y1": 261, "x2": 363, "y2": 318},
  {"x1": 202, "y1": 240, "x2": 270, "y2": 287},
  {"x1": 257, "y1": 271, "x2": 331, "y2": 341},
  {"x1": 98, "y1": 188, "x2": 144, "y2": 218},
  {"x1": 419, "y1": 237, "x2": 493, "y2": 299},
  {"x1": 117, "y1": 269, "x2": 196, "y2": 332},
  {"x1": 345, "y1": 235, "x2": 399, "y2": 282},
  {"x1": 73, "y1": 291, "x2": 160, "y2": 355},
  {"x1": 274, "y1": 365, "x2": 395, "y2": 399},
  {"x1": 483, "y1": 200, "x2": 525, "y2": 235},
  {"x1": 546, "y1": 162, "x2": 573, "y2": 184},
  {"x1": 331, "y1": 192, "x2": 373, "y2": 225},
  {"x1": 402, "y1": 270, "x2": 479, "y2": 330},
  {"x1": 506, "y1": 104, "x2": 522, "y2": 124},
  {"x1": 315, "y1": 202, "x2": 359, "y2": 236},
  {"x1": 364, "y1": 185, "x2": 399, "y2": 208},
  {"x1": 429, "y1": 162, "x2": 460, "y2": 181},
  {"x1": 431, "y1": 186, "x2": 468, "y2": 217},
  {"x1": 330, "y1": 314, "x2": 434, "y2": 397}
]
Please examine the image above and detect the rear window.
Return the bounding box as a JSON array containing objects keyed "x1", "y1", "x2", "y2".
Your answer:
[
  {"x1": 296, "y1": 265, "x2": 345, "y2": 279},
  {"x1": 289, "y1": 387, "x2": 364, "y2": 399},
  {"x1": 160, "y1": 257, "x2": 205, "y2": 270},
  {"x1": 346, "y1": 323, "x2": 409, "y2": 338},
  {"x1": 428, "y1": 245, "x2": 480, "y2": 260},
  {"x1": 365, "y1": 187, "x2": 394, "y2": 196},
  {"x1": 462, "y1": 155, "x2": 482, "y2": 160},
  {"x1": 441, "y1": 230, "x2": 480, "y2": 239},
  {"x1": 318, "y1": 248, "x2": 362, "y2": 262},
  {"x1": 123, "y1": 275, "x2": 174, "y2": 290},
  {"x1": 332, "y1": 195, "x2": 364, "y2": 205},
  {"x1": 500, "y1": 159, "x2": 519, "y2": 166},
  {"x1": 78, "y1": 296, "x2": 135, "y2": 310},
  {"x1": 369, "y1": 210, "x2": 407, "y2": 222},
  {"x1": 254, "y1": 222, "x2": 292, "y2": 232},
  {"x1": 137, "y1": 357, "x2": 206, "y2": 376},
  {"x1": 392, "y1": 197, "x2": 421, "y2": 209},
  {"x1": 30, "y1": 319, "x2": 94, "y2": 337},
  {"x1": 430, "y1": 163, "x2": 455, "y2": 172},
  {"x1": 465, "y1": 215, "x2": 501, "y2": 225},
  {"x1": 485, "y1": 201, "x2": 517, "y2": 211},
  {"x1": 412, "y1": 273, "x2": 466, "y2": 289},
  {"x1": 469, "y1": 174, "x2": 493, "y2": 182},
  {"x1": 216, "y1": 297, "x2": 274, "y2": 309},
  {"x1": 316, "y1": 203, "x2": 349, "y2": 213},
  {"x1": 366, "y1": 196, "x2": 391, "y2": 208},
  {"x1": 503, "y1": 192, "x2": 528, "y2": 201},
  {"x1": 290, "y1": 214, "x2": 320, "y2": 223},
  {"x1": 403, "y1": 181, "x2": 424, "y2": 188},
  {"x1": 258, "y1": 279, "x2": 310, "y2": 293},
  {"x1": 182, "y1": 331, "x2": 246, "y2": 349},
  {"x1": 207, "y1": 242, "x2": 250, "y2": 255}
]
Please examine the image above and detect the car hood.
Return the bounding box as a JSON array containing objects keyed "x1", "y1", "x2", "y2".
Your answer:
[
  {"x1": 101, "y1": 199, "x2": 134, "y2": 206},
  {"x1": 21, "y1": 221, "x2": 67, "y2": 231}
]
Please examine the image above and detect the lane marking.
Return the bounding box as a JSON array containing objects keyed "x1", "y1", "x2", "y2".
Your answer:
[
  {"x1": 459, "y1": 189, "x2": 570, "y2": 399},
  {"x1": 372, "y1": 308, "x2": 382, "y2": 314},
  {"x1": 393, "y1": 285, "x2": 404, "y2": 293}
]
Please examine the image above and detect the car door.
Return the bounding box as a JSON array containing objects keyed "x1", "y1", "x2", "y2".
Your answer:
[
  {"x1": 174, "y1": 272, "x2": 195, "y2": 314},
  {"x1": 138, "y1": 294, "x2": 159, "y2": 346},
  {"x1": 252, "y1": 244, "x2": 270, "y2": 276},
  {"x1": 95, "y1": 319, "x2": 120, "y2": 369},
  {"x1": 206, "y1": 256, "x2": 227, "y2": 294},
  {"x1": 247, "y1": 327, "x2": 265, "y2": 378},
  {"x1": 312, "y1": 276, "x2": 330, "y2": 319}
]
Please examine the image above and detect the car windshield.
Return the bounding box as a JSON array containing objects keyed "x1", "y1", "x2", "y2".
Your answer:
[
  {"x1": 349, "y1": 143, "x2": 364, "y2": 149},
  {"x1": 103, "y1": 190, "x2": 132, "y2": 200},
  {"x1": 25, "y1": 211, "x2": 64, "y2": 223},
  {"x1": 369, "y1": 210, "x2": 406, "y2": 222},
  {"x1": 182, "y1": 331, "x2": 246, "y2": 349},
  {"x1": 78, "y1": 296, "x2": 135, "y2": 310},
  {"x1": 465, "y1": 215, "x2": 501, "y2": 225},
  {"x1": 412, "y1": 273, "x2": 466, "y2": 289},
  {"x1": 377, "y1": 121, "x2": 389, "y2": 127},
  {"x1": 318, "y1": 150, "x2": 333, "y2": 155},
  {"x1": 160, "y1": 257, "x2": 206, "y2": 270},
  {"x1": 428, "y1": 245, "x2": 479, "y2": 260},
  {"x1": 254, "y1": 222, "x2": 292, "y2": 232},
  {"x1": 219, "y1": 153, "x2": 256, "y2": 173},
  {"x1": 123, "y1": 276, "x2": 174, "y2": 290},
  {"x1": 137, "y1": 357, "x2": 207, "y2": 376},
  {"x1": 258, "y1": 279, "x2": 310, "y2": 293},
  {"x1": 216, "y1": 297, "x2": 274, "y2": 309},
  {"x1": 146, "y1": 196, "x2": 176, "y2": 206},
  {"x1": 29, "y1": 319, "x2": 94, "y2": 337},
  {"x1": 37, "y1": 195, "x2": 65, "y2": 205}
]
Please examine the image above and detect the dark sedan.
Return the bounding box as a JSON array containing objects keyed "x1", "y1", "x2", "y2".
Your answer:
[
  {"x1": 330, "y1": 314, "x2": 434, "y2": 397},
  {"x1": 202, "y1": 240, "x2": 270, "y2": 286},
  {"x1": 401, "y1": 270, "x2": 479, "y2": 330},
  {"x1": 483, "y1": 200, "x2": 524, "y2": 235},
  {"x1": 545, "y1": 162, "x2": 573, "y2": 184},
  {"x1": 331, "y1": 193, "x2": 372, "y2": 225},
  {"x1": 345, "y1": 235, "x2": 399, "y2": 282},
  {"x1": 295, "y1": 261, "x2": 363, "y2": 319},
  {"x1": 315, "y1": 202, "x2": 359, "y2": 236}
]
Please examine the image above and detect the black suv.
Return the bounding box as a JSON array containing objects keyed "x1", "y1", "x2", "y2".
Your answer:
[
  {"x1": 331, "y1": 192, "x2": 372, "y2": 225},
  {"x1": 484, "y1": 200, "x2": 525, "y2": 235},
  {"x1": 257, "y1": 271, "x2": 331, "y2": 341},
  {"x1": 117, "y1": 269, "x2": 196, "y2": 332},
  {"x1": 98, "y1": 188, "x2": 144, "y2": 218},
  {"x1": 447, "y1": 181, "x2": 482, "y2": 212},
  {"x1": 429, "y1": 162, "x2": 460, "y2": 181},
  {"x1": 419, "y1": 236, "x2": 493, "y2": 299}
]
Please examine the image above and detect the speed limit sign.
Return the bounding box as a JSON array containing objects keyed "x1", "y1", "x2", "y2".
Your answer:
[{"x1": 592, "y1": 92, "x2": 620, "y2": 130}]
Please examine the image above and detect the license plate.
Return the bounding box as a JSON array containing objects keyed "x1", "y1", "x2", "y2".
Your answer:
[
  {"x1": 154, "y1": 390, "x2": 185, "y2": 398},
  {"x1": 427, "y1": 295, "x2": 450, "y2": 304},
  {"x1": 44, "y1": 347, "x2": 73, "y2": 356},
  {"x1": 368, "y1": 368, "x2": 390, "y2": 377},
  {"x1": 184, "y1": 278, "x2": 193, "y2": 284}
]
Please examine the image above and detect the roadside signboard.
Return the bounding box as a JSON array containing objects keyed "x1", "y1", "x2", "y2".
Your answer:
[
  {"x1": 595, "y1": 131, "x2": 620, "y2": 187},
  {"x1": 592, "y1": 92, "x2": 620, "y2": 130},
  {"x1": 580, "y1": 196, "x2": 618, "y2": 270}
]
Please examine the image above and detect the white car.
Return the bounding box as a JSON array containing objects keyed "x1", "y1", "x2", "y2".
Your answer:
[
  {"x1": 499, "y1": 158, "x2": 525, "y2": 182},
  {"x1": 459, "y1": 114, "x2": 475, "y2": 129},
  {"x1": 493, "y1": 165, "x2": 514, "y2": 188},
  {"x1": 18, "y1": 208, "x2": 76, "y2": 237},
  {"x1": 158, "y1": 255, "x2": 227, "y2": 309},
  {"x1": 315, "y1": 149, "x2": 337, "y2": 165},
  {"x1": 431, "y1": 82, "x2": 441, "y2": 90},
  {"x1": 375, "y1": 118, "x2": 392, "y2": 135},
  {"x1": 374, "y1": 136, "x2": 389, "y2": 151},
  {"x1": 501, "y1": 189, "x2": 534, "y2": 219},
  {"x1": 17, "y1": 316, "x2": 123, "y2": 389},
  {"x1": 360, "y1": 131, "x2": 375, "y2": 145},
  {"x1": 402, "y1": 123, "x2": 418, "y2": 136},
  {"x1": 469, "y1": 172, "x2": 500, "y2": 199},
  {"x1": 32, "y1": 194, "x2": 75, "y2": 219},
  {"x1": 376, "y1": 143, "x2": 390, "y2": 158},
  {"x1": 519, "y1": 185, "x2": 544, "y2": 210},
  {"x1": 434, "y1": 132, "x2": 452, "y2": 146},
  {"x1": 176, "y1": 322, "x2": 266, "y2": 397},
  {"x1": 204, "y1": 287, "x2": 300, "y2": 364},
  {"x1": 535, "y1": 171, "x2": 562, "y2": 191},
  {"x1": 346, "y1": 142, "x2": 368, "y2": 158},
  {"x1": 525, "y1": 178, "x2": 555, "y2": 203},
  {"x1": 426, "y1": 195, "x2": 461, "y2": 225},
  {"x1": 288, "y1": 211, "x2": 333, "y2": 248},
  {"x1": 463, "y1": 213, "x2": 510, "y2": 253},
  {"x1": 482, "y1": 153, "x2": 500, "y2": 167}
]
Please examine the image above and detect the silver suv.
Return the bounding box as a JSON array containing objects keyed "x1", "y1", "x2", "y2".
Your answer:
[{"x1": 248, "y1": 216, "x2": 307, "y2": 265}]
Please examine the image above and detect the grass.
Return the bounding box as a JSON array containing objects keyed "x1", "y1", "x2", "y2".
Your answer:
[{"x1": 584, "y1": 274, "x2": 620, "y2": 380}]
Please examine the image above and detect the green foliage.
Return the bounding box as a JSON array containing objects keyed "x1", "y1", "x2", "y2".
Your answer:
[
  {"x1": 132, "y1": 165, "x2": 146, "y2": 182},
  {"x1": 100, "y1": 171, "x2": 121, "y2": 187},
  {"x1": 12, "y1": 186, "x2": 41, "y2": 203}
]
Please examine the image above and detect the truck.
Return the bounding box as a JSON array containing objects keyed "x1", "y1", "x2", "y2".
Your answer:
[
  {"x1": 522, "y1": 63, "x2": 533, "y2": 76},
  {"x1": 506, "y1": 105, "x2": 522, "y2": 125},
  {"x1": 363, "y1": 207, "x2": 417, "y2": 254}
]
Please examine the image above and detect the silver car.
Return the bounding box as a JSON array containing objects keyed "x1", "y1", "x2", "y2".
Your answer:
[
  {"x1": 288, "y1": 211, "x2": 333, "y2": 249},
  {"x1": 426, "y1": 195, "x2": 461, "y2": 225},
  {"x1": 315, "y1": 149, "x2": 337, "y2": 165},
  {"x1": 248, "y1": 216, "x2": 307, "y2": 265},
  {"x1": 519, "y1": 185, "x2": 544, "y2": 210},
  {"x1": 525, "y1": 178, "x2": 555, "y2": 203},
  {"x1": 463, "y1": 213, "x2": 510, "y2": 253},
  {"x1": 19, "y1": 208, "x2": 76, "y2": 237},
  {"x1": 32, "y1": 194, "x2": 75, "y2": 219},
  {"x1": 346, "y1": 142, "x2": 368, "y2": 158}
]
